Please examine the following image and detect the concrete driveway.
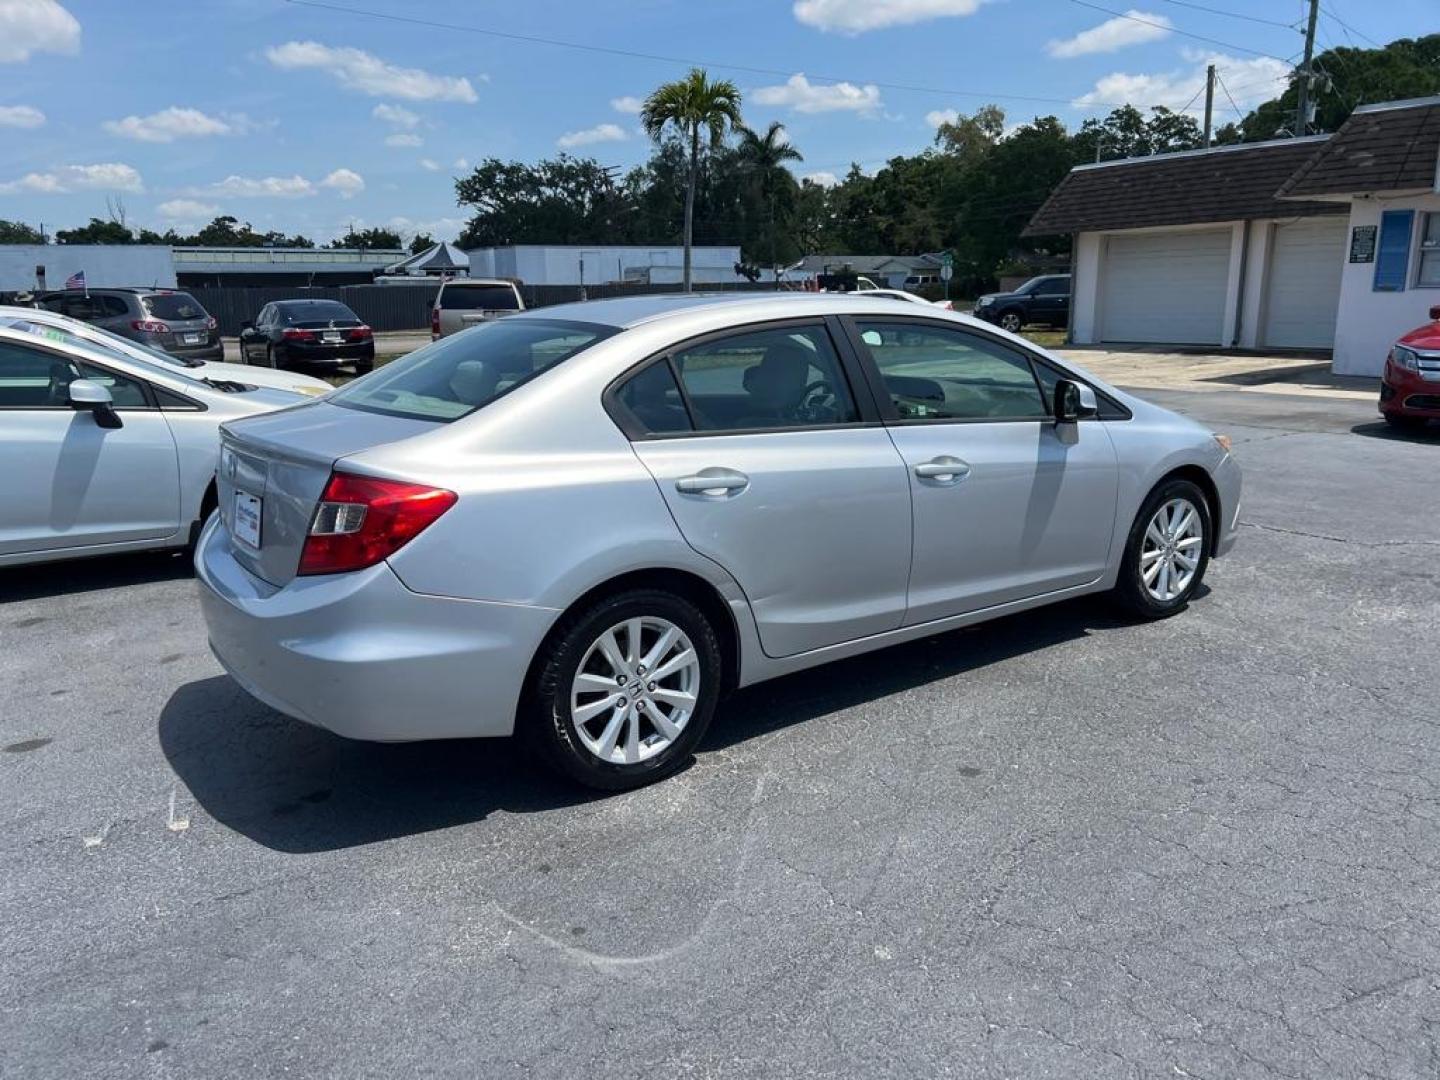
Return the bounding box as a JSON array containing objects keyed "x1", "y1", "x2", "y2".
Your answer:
[{"x1": 2, "y1": 382, "x2": 1437, "y2": 1079}]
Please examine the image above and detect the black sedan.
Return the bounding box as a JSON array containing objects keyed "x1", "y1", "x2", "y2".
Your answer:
[{"x1": 238, "y1": 299, "x2": 375, "y2": 374}]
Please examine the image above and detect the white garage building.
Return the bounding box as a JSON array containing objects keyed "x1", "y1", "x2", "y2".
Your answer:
[{"x1": 1025, "y1": 95, "x2": 1440, "y2": 375}]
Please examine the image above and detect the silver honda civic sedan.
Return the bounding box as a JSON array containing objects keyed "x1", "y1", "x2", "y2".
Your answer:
[{"x1": 197, "y1": 293, "x2": 1240, "y2": 790}]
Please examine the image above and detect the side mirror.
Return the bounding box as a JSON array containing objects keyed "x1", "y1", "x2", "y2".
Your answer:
[
  {"x1": 1054, "y1": 378, "x2": 1098, "y2": 424},
  {"x1": 239, "y1": 320, "x2": 255, "y2": 333},
  {"x1": 68, "y1": 378, "x2": 122, "y2": 429}
]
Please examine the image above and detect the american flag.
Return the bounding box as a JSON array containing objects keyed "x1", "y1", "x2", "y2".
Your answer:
[{"x1": 64, "y1": 270, "x2": 85, "y2": 290}]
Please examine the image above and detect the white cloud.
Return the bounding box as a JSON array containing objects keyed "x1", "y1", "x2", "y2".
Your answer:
[
  {"x1": 610, "y1": 95, "x2": 643, "y2": 114},
  {"x1": 157, "y1": 198, "x2": 219, "y2": 222},
  {"x1": 372, "y1": 102, "x2": 420, "y2": 128},
  {"x1": 1047, "y1": 10, "x2": 1170, "y2": 58},
  {"x1": 418, "y1": 158, "x2": 440, "y2": 171},
  {"x1": 320, "y1": 168, "x2": 365, "y2": 198},
  {"x1": 802, "y1": 171, "x2": 839, "y2": 187},
  {"x1": 793, "y1": 0, "x2": 982, "y2": 34},
  {"x1": 102, "y1": 106, "x2": 232, "y2": 143},
  {"x1": 198, "y1": 174, "x2": 317, "y2": 198},
  {"x1": 926, "y1": 108, "x2": 959, "y2": 128},
  {"x1": 387, "y1": 214, "x2": 466, "y2": 241},
  {"x1": 384, "y1": 132, "x2": 423, "y2": 147},
  {"x1": 557, "y1": 122, "x2": 629, "y2": 148},
  {"x1": 0, "y1": 104, "x2": 45, "y2": 128},
  {"x1": 753, "y1": 73, "x2": 881, "y2": 114},
  {"x1": 453, "y1": 157, "x2": 470, "y2": 170},
  {"x1": 265, "y1": 41, "x2": 478, "y2": 103},
  {"x1": 1072, "y1": 51, "x2": 1289, "y2": 115},
  {"x1": 0, "y1": 162, "x2": 143, "y2": 195},
  {"x1": 0, "y1": 0, "x2": 80, "y2": 63}
]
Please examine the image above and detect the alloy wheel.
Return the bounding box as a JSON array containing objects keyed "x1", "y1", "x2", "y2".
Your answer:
[
  {"x1": 1000, "y1": 313, "x2": 1022, "y2": 332},
  {"x1": 569, "y1": 617, "x2": 700, "y2": 765},
  {"x1": 1140, "y1": 497, "x2": 1203, "y2": 602}
]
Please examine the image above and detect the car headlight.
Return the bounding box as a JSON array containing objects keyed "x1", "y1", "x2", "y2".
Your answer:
[
  {"x1": 1391, "y1": 345, "x2": 1419, "y2": 372},
  {"x1": 292, "y1": 385, "x2": 331, "y2": 397},
  {"x1": 976, "y1": 297, "x2": 993, "y2": 308}
]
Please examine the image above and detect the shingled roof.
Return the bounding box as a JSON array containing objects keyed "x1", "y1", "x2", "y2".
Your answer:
[
  {"x1": 1023, "y1": 136, "x2": 1344, "y2": 237},
  {"x1": 1277, "y1": 97, "x2": 1440, "y2": 199}
]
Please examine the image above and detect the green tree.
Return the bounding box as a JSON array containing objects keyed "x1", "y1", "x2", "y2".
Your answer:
[
  {"x1": 0, "y1": 220, "x2": 46, "y2": 244},
  {"x1": 735, "y1": 121, "x2": 802, "y2": 271},
  {"x1": 329, "y1": 226, "x2": 402, "y2": 250},
  {"x1": 55, "y1": 218, "x2": 137, "y2": 244},
  {"x1": 456, "y1": 155, "x2": 637, "y2": 248},
  {"x1": 409, "y1": 232, "x2": 436, "y2": 254},
  {"x1": 641, "y1": 68, "x2": 743, "y2": 291}
]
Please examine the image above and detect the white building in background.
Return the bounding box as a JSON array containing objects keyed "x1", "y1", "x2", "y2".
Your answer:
[
  {"x1": 467, "y1": 244, "x2": 745, "y2": 286},
  {"x1": 0, "y1": 244, "x2": 176, "y2": 292}
]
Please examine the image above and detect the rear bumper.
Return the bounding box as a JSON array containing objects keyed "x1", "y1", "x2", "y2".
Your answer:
[
  {"x1": 195, "y1": 517, "x2": 557, "y2": 741},
  {"x1": 159, "y1": 341, "x2": 223, "y2": 363},
  {"x1": 278, "y1": 341, "x2": 375, "y2": 366}
]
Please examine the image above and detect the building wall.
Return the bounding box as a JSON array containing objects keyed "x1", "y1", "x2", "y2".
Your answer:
[
  {"x1": 0, "y1": 245, "x2": 176, "y2": 292},
  {"x1": 1332, "y1": 193, "x2": 1440, "y2": 376},
  {"x1": 467, "y1": 245, "x2": 742, "y2": 286}
]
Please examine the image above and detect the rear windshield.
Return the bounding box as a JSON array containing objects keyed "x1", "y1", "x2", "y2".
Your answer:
[
  {"x1": 439, "y1": 284, "x2": 520, "y2": 311},
  {"x1": 277, "y1": 300, "x2": 359, "y2": 323},
  {"x1": 328, "y1": 317, "x2": 615, "y2": 421},
  {"x1": 142, "y1": 292, "x2": 208, "y2": 320}
]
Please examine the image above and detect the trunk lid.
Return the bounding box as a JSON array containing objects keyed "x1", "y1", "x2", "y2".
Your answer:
[{"x1": 217, "y1": 401, "x2": 442, "y2": 585}]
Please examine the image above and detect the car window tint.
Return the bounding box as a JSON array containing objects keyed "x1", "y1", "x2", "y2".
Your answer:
[
  {"x1": 439, "y1": 285, "x2": 521, "y2": 311},
  {"x1": 99, "y1": 295, "x2": 131, "y2": 317},
  {"x1": 73, "y1": 360, "x2": 148, "y2": 407},
  {"x1": 276, "y1": 301, "x2": 358, "y2": 323},
  {"x1": 667, "y1": 325, "x2": 858, "y2": 433},
  {"x1": 614, "y1": 361, "x2": 693, "y2": 436},
  {"x1": 329, "y1": 317, "x2": 612, "y2": 422},
  {"x1": 143, "y1": 293, "x2": 207, "y2": 320},
  {"x1": 63, "y1": 295, "x2": 105, "y2": 320},
  {"x1": 0, "y1": 340, "x2": 69, "y2": 407},
  {"x1": 855, "y1": 321, "x2": 1046, "y2": 421}
]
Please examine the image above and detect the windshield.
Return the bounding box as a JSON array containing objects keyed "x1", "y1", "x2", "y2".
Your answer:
[
  {"x1": 277, "y1": 300, "x2": 360, "y2": 323},
  {"x1": 142, "y1": 292, "x2": 208, "y2": 320},
  {"x1": 0, "y1": 317, "x2": 209, "y2": 385},
  {"x1": 328, "y1": 317, "x2": 615, "y2": 421},
  {"x1": 439, "y1": 284, "x2": 521, "y2": 311}
]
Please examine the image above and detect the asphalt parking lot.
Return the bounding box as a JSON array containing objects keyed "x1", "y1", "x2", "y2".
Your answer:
[{"x1": 3, "y1": 384, "x2": 1438, "y2": 1080}]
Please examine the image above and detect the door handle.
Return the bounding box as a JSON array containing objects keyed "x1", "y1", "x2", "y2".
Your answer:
[
  {"x1": 676, "y1": 468, "x2": 749, "y2": 497},
  {"x1": 913, "y1": 456, "x2": 971, "y2": 484}
]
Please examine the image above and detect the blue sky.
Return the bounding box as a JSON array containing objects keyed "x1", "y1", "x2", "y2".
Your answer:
[{"x1": 1, "y1": 0, "x2": 1433, "y2": 245}]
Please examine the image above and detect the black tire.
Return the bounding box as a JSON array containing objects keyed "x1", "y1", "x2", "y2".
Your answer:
[
  {"x1": 998, "y1": 309, "x2": 1024, "y2": 333},
  {"x1": 522, "y1": 589, "x2": 723, "y2": 791},
  {"x1": 353, "y1": 359, "x2": 374, "y2": 375},
  {"x1": 264, "y1": 344, "x2": 279, "y2": 369},
  {"x1": 1383, "y1": 412, "x2": 1427, "y2": 431},
  {"x1": 1112, "y1": 478, "x2": 1213, "y2": 620}
]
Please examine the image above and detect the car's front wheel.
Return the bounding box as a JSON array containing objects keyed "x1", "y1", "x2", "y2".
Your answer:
[
  {"x1": 998, "y1": 309, "x2": 1024, "y2": 333},
  {"x1": 1113, "y1": 479, "x2": 1212, "y2": 618},
  {"x1": 1383, "y1": 412, "x2": 1427, "y2": 432},
  {"x1": 524, "y1": 589, "x2": 722, "y2": 790}
]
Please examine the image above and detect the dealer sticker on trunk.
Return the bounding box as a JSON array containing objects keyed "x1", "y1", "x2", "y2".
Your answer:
[{"x1": 233, "y1": 491, "x2": 262, "y2": 549}]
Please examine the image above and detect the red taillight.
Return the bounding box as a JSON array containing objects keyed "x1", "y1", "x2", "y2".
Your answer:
[
  {"x1": 282, "y1": 328, "x2": 318, "y2": 342},
  {"x1": 298, "y1": 472, "x2": 457, "y2": 576},
  {"x1": 132, "y1": 319, "x2": 171, "y2": 333},
  {"x1": 348, "y1": 324, "x2": 372, "y2": 341},
  {"x1": 430, "y1": 307, "x2": 440, "y2": 338}
]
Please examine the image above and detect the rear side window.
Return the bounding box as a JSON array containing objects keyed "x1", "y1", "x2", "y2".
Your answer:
[
  {"x1": 328, "y1": 317, "x2": 614, "y2": 421},
  {"x1": 439, "y1": 284, "x2": 520, "y2": 311},
  {"x1": 855, "y1": 321, "x2": 1046, "y2": 421},
  {"x1": 143, "y1": 293, "x2": 208, "y2": 320}
]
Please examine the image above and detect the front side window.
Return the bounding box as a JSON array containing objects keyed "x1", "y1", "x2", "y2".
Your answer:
[
  {"x1": 328, "y1": 317, "x2": 613, "y2": 421},
  {"x1": 855, "y1": 321, "x2": 1046, "y2": 421},
  {"x1": 0, "y1": 340, "x2": 148, "y2": 408},
  {"x1": 1419, "y1": 213, "x2": 1440, "y2": 288},
  {"x1": 1034, "y1": 277, "x2": 1069, "y2": 296}
]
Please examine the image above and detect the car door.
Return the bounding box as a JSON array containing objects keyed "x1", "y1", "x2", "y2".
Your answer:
[
  {"x1": 842, "y1": 317, "x2": 1117, "y2": 624},
  {"x1": 0, "y1": 338, "x2": 181, "y2": 556},
  {"x1": 1033, "y1": 277, "x2": 1069, "y2": 326},
  {"x1": 243, "y1": 306, "x2": 269, "y2": 361},
  {"x1": 610, "y1": 319, "x2": 912, "y2": 658}
]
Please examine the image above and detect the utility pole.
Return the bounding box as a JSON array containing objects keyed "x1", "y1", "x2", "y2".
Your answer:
[
  {"x1": 1295, "y1": 0, "x2": 1320, "y2": 136},
  {"x1": 1203, "y1": 64, "x2": 1216, "y2": 148}
]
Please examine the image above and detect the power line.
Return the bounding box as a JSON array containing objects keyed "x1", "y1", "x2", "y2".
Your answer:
[
  {"x1": 1063, "y1": 0, "x2": 1292, "y2": 61},
  {"x1": 1319, "y1": 3, "x2": 1382, "y2": 48},
  {"x1": 1213, "y1": 71, "x2": 1246, "y2": 121},
  {"x1": 1150, "y1": 0, "x2": 1296, "y2": 30},
  {"x1": 282, "y1": 0, "x2": 1249, "y2": 114}
]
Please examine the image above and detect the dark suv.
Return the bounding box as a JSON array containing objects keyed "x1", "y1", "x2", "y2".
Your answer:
[
  {"x1": 971, "y1": 274, "x2": 1071, "y2": 334},
  {"x1": 38, "y1": 287, "x2": 222, "y2": 363}
]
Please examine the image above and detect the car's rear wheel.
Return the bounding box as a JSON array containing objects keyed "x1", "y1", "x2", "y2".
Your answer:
[
  {"x1": 353, "y1": 359, "x2": 373, "y2": 375},
  {"x1": 1383, "y1": 412, "x2": 1427, "y2": 431},
  {"x1": 1112, "y1": 479, "x2": 1212, "y2": 619},
  {"x1": 998, "y1": 309, "x2": 1024, "y2": 333},
  {"x1": 264, "y1": 344, "x2": 279, "y2": 369},
  {"x1": 524, "y1": 589, "x2": 722, "y2": 791}
]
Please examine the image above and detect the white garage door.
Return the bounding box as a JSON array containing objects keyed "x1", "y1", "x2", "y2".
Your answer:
[
  {"x1": 1100, "y1": 229, "x2": 1232, "y2": 345},
  {"x1": 1261, "y1": 217, "x2": 1346, "y2": 349}
]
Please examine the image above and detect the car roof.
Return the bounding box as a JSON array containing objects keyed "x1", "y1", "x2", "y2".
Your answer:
[
  {"x1": 513, "y1": 290, "x2": 959, "y2": 329},
  {"x1": 441, "y1": 278, "x2": 517, "y2": 286}
]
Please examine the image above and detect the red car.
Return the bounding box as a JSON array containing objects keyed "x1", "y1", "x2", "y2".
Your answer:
[{"x1": 1380, "y1": 304, "x2": 1440, "y2": 431}]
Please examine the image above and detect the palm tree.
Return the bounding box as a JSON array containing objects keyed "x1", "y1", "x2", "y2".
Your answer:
[
  {"x1": 736, "y1": 122, "x2": 803, "y2": 272},
  {"x1": 641, "y1": 68, "x2": 743, "y2": 292}
]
